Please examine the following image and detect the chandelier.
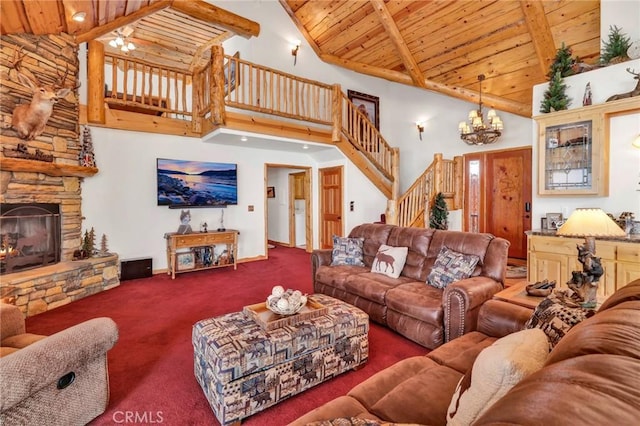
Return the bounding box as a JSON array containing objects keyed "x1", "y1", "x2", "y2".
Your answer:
[
  {"x1": 458, "y1": 74, "x2": 503, "y2": 145},
  {"x1": 108, "y1": 30, "x2": 136, "y2": 53}
]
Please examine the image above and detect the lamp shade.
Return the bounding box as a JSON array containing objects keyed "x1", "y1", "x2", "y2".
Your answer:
[{"x1": 556, "y1": 208, "x2": 626, "y2": 237}]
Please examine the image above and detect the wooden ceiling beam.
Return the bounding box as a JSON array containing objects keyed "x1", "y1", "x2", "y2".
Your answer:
[
  {"x1": 369, "y1": 0, "x2": 425, "y2": 89},
  {"x1": 520, "y1": 0, "x2": 556, "y2": 78},
  {"x1": 319, "y1": 53, "x2": 531, "y2": 117},
  {"x1": 75, "y1": 0, "x2": 173, "y2": 43},
  {"x1": 169, "y1": 0, "x2": 260, "y2": 39}
]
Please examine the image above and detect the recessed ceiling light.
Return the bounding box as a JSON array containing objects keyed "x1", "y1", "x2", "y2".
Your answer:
[
  {"x1": 302, "y1": 144, "x2": 309, "y2": 150},
  {"x1": 72, "y1": 12, "x2": 86, "y2": 22},
  {"x1": 240, "y1": 136, "x2": 248, "y2": 142}
]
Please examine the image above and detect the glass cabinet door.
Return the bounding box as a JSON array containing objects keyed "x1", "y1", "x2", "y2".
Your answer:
[{"x1": 536, "y1": 111, "x2": 607, "y2": 196}]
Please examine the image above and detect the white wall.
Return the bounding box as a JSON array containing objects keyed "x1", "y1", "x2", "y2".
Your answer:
[{"x1": 80, "y1": 0, "x2": 640, "y2": 270}]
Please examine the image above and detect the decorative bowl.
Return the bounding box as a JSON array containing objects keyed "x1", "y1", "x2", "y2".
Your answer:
[
  {"x1": 266, "y1": 287, "x2": 307, "y2": 316},
  {"x1": 526, "y1": 279, "x2": 556, "y2": 297}
]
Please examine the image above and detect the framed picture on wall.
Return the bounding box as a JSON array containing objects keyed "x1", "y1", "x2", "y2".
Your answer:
[
  {"x1": 267, "y1": 186, "x2": 275, "y2": 198},
  {"x1": 348, "y1": 90, "x2": 380, "y2": 130}
]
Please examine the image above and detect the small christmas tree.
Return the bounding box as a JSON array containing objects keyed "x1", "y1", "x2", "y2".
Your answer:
[
  {"x1": 600, "y1": 25, "x2": 631, "y2": 65},
  {"x1": 540, "y1": 71, "x2": 571, "y2": 113},
  {"x1": 82, "y1": 227, "x2": 97, "y2": 256},
  {"x1": 99, "y1": 234, "x2": 109, "y2": 255},
  {"x1": 429, "y1": 192, "x2": 448, "y2": 230},
  {"x1": 547, "y1": 42, "x2": 576, "y2": 79}
]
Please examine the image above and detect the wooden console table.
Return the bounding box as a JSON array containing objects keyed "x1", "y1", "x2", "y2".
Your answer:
[{"x1": 165, "y1": 230, "x2": 239, "y2": 279}]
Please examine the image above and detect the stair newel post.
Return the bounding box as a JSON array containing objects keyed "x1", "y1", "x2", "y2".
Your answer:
[
  {"x1": 429, "y1": 153, "x2": 444, "y2": 218},
  {"x1": 386, "y1": 199, "x2": 398, "y2": 225},
  {"x1": 87, "y1": 40, "x2": 105, "y2": 124},
  {"x1": 331, "y1": 84, "x2": 342, "y2": 142},
  {"x1": 210, "y1": 45, "x2": 226, "y2": 125},
  {"x1": 385, "y1": 147, "x2": 400, "y2": 225},
  {"x1": 453, "y1": 155, "x2": 464, "y2": 210}
]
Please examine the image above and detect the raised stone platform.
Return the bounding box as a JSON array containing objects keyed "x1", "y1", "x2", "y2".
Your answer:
[{"x1": 0, "y1": 254, "x2": 120, "y2": 317}]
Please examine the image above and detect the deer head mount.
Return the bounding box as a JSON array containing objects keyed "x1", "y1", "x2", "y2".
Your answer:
[
  {"x1": 606, "y1": 68, "x2": 640, "y2": 102},
  {"x1": 9, "y1": 46, "x2": 80, "y2": 140}
]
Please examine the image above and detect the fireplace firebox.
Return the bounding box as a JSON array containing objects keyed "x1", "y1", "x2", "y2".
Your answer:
[{"x1": 0, "y1": 203, "x2": 61, "y2": 274}]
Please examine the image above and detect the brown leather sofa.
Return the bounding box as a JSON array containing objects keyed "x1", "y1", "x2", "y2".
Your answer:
[
  {"x1": 290, "y1": 279, "x2": 640, "y2": 426},
  {"x1": 0, "y1": 303, "x2": 119, "y2": 425},
  {"x1": 312, "y1": 223, "x2": 510, "y2": 348}
]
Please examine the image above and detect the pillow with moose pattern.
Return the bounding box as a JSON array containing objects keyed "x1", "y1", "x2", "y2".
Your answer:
[{"x1": 370, "y1": 244, "x2": 408, "y2": 279}]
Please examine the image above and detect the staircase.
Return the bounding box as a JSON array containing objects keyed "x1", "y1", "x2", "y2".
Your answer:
[{"x1": 86, "y1": 46, "x2": 462, "y2": 223}]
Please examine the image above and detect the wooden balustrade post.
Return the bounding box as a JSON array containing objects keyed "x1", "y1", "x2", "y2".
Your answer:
[
  {"x1": 210, "y1": 45, "x2": 226, "y2": 125},
  {"x1": 331, "y1": 84, "x2": 342, "y2": 142},
  {"x1": 386, "y1": 199, "x2": 398, "y2": 225},
  {"x1": 391, "y1": 147, "x2": 400, "y2": 200},
  {"x1": 433, "y1": 153, "x2": 443, "y2": 193},
  {"x1": 191, "y1": 71, "x2": 202, "y2": 133},
  {"x1": 453, "y1": 155, "x2": 464, "y2": 210},
  {"x1": 87, "y1": 41, "x2": 105, "y2": 124}
]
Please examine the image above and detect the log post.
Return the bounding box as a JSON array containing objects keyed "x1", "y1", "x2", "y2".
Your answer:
[
  {"x1": 210, "y1": 45, "x2": 225, "y2": 125},
  {"x1": 453, "y1": 155, "x2": 464, "y2": 210},
  {"x1": 391, "y1": 147, "x2": 400, "y2": 200},
  {"x1": 386, "y1": 199, "x2": 398, "y2": 225},
  {"x1": 87, "y1": 41, "x2": 105, "y2": 124},
  {"x1": 191, "y1": 71, "x2": 202, "y2": 133},
  {"x1": 331, "y1": 84, "x2": 342, "y2": 142}
]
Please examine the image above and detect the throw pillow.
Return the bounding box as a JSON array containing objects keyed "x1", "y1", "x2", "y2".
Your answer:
[
  {"x1": 370, "y1": 244, "x2": 408, "y2": 279},
  {"x1": 525, "y1": 289, "x2": 596, "y2": 348},
  {"x1": 331, "y1": 236, "x2": 365, "y2": 266},
  {"x1": 427, "y1": 246, "x2": 480, "y2": 289},
  {"x1": 446, "y1": 328, "x2": 549, "y2": 426}
]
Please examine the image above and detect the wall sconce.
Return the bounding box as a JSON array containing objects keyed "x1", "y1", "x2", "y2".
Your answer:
[
  {"x1": 416, "y1": 122, "x2": 425, "y2": 140},
  {"x1": 633, "y1": 134, "x2": 640, "y2": 149},
  {"x1": 291, "y1": 40, "x2": 301, "y2": 66}
]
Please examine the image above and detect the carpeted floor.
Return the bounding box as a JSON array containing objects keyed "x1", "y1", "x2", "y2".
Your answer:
[
  {"x1": 25, "y1": 246, "x2": 426, "y2": 425},
  {"x1": 506, "y1": 265, "x2": 527, "y2": 279}
]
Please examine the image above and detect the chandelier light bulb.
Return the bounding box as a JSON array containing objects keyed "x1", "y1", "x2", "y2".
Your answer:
[
  {"x1": 109, "y1": 39, "x2": 117, "y2": 48},
  {"x1": 459, "y1": 74, "x2": 504, "y2": 145},
  {"x1": 127, "y1": 42, "x2": 135, "y2": 51}
]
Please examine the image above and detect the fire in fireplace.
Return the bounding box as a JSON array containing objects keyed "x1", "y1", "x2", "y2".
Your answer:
[{"x1": 0, "y1": 203, "x2": 61, "y2": 274}]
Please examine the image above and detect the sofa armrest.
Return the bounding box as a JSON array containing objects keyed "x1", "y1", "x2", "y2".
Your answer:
[
  {"x1": 442, "y1": 276, "x2": 503, "y2": 342},
  {"x1": 0, "y1": 317, "x2": 118, "y2": 411},
  {"x1": 476, "y1": 299, "x2": 533, "y2": 338},
  {"x1": 311, "y1": 249, "x2": 333, "y2": 281},
  {"x1": 0, "y1": 303, "x2": 25, "y2": 340}
]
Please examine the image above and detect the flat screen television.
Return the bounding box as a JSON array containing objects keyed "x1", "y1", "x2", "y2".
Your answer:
[{"x1": 157, "y1": 158, "x2": 237, "y2": 207}]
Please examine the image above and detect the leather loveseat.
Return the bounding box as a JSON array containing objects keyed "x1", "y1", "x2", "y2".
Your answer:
[
  {"x1": 0, "y1": 303, "x2": 119, "y2": 425},
  {"x1": 291, "y1": 279, "x2": 640, "y2": 426},
  {"x1": 312, "y1": 223, "x2": 510, "y2": 348}
]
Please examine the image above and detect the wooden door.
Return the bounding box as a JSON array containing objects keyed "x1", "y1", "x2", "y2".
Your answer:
[
  {"x1": 464, "y1": 147, "x2": 532, "y2": 259},
  {"x1": 319, "y1": 166, "x2": 343, "y2": 249}
]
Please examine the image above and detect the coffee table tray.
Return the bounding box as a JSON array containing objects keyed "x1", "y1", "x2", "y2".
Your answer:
[{"x1": 243, "y1": 297, "x2": 328, "y2": 330}]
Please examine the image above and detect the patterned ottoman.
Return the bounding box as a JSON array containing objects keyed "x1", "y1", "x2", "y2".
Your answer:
[{"x1": 192, "y1": 294, "x2": 369, "y2": 425}]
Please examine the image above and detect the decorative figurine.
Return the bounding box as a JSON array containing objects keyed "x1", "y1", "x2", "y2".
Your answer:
[
  {"x1": 200, "y1": 221, "x2": 208, "y2": 233},
  {"x1": 582, "y1": 82, "x2": 592, "y2": 106},
  {"x1": 177, "y1": 210, "x2": 192, "y2": 234}
]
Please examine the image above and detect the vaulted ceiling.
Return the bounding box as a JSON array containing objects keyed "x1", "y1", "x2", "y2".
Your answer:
[{"x1": 1, "y1": 1, "x2": 602, "y2": 117}]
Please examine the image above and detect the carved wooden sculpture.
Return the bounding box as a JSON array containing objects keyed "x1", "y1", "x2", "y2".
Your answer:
[{"x1": 607, "y1": 68, "x2": 640, "y2": 102}]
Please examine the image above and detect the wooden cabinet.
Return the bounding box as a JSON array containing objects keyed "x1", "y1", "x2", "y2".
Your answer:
[
  {"x1": 293, "y1": 172, "x2": 305, "y2": 199},
  {"x1": 534, "y1": 109, "x2": 607, "y2": 196},
  {"x1": 165, "y1": 230, "x2": 239, "y2": 279},
  {"x1": 527, "y1": 234, "x2": 640, "y2": 298}
]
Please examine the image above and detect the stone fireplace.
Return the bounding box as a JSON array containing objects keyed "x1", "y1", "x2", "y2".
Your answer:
[{"x1": 0, "y1": 33, "x2": 119, "y2": 316}]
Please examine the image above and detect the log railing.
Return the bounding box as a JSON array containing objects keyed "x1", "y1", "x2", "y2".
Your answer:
[
  {"x1": 104, "y1": 52, "x2": 192, "y2": 118},
  {"x1": 340, "y1": 93, "x2": 395, "y2": 180},
  {"x1": 388, "y1": 154, "x2": 462, "y2": 227}
]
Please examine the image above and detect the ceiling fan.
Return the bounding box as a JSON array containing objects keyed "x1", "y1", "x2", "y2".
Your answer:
[{"x1": 100, "y1": 26, "x2": 136, "y2": 53}]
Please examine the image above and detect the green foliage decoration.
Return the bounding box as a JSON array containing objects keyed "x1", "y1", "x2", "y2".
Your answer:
[
  {"x1": 600, "y1": 25, "x2": 631, "y2": 65},
  {"x1": 547, "y1": 42, "x2": 576, "y2": 79},
  {"x1": 540, "y1": 71, "x2": 571, "y2": 113},
  {"x1": 429, "y1": 192, "x2": 448, "y2": 230}
]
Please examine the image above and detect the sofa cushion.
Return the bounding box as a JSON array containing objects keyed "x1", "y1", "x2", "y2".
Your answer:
[
  {"x1": 331, "y1": 236, "x2": 365, "y2": 266},
  {"x1": 525, "y1": 290, "x2": 595, "y2": 348},
  {"x1": 348, "y1": 224, "x2": 395, "y2": 267},
  {"x1": 446, "y1": 328, "x2": 549, "y2": 425},
  {"x1": 1, "y1": 333, "x2": 46, "y2": 349},
  {"x1": 385, "y1": 282, "x2": 443, "y2": 324},
  {"x1": 386, "y1": 226, "x2": 434, "y2": 281},
  {"x1": 316, "y1": 265, "x2": 370, "y2": 292},
  {"x1": 427, "y1": 247, "x2": 480, "y2": 289},
  {"x1": 371, "y1": 245, "x2": 408, "y2": 279},
  {"x1": 345, "y1": 273, "x2": 413, "y2": 305}
]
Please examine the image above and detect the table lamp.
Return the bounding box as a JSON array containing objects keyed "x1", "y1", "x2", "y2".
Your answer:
[{"x1": 555, "y1": 208, "x2": 625, "y2": 308}]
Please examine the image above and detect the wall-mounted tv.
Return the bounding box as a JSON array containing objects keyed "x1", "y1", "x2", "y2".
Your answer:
[{"x1": 157, "y1": 158, "x2": 237, "y2": 208}]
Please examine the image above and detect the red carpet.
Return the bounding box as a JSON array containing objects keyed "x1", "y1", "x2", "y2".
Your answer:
[{"x1": 25, "y1": 246, "x2": 427, "y2": 425}]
